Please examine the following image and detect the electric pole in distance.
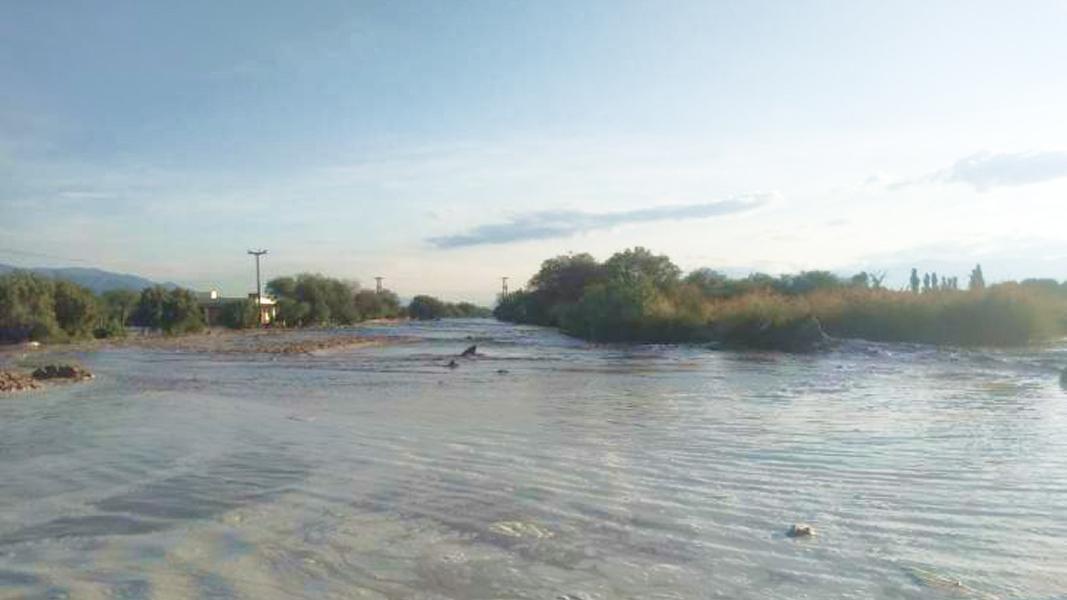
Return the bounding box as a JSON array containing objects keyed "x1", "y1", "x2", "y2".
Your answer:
[
  {"x1": 375, "y1": 277, "x2": 384, "y2": 294},
  {"x1": 247, "y1": 249, "x2": 268, "y2": 326},
  {"x1": 501, "y1": 277, "x2": 509, "y2": 299}
]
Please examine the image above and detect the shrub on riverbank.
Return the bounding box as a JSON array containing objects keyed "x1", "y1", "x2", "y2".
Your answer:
[
  {"x1": 810, "y1": 284, "x2": 1063, "y2": 346},
  {"x1": 132, "y1": 286, "x2": 205, "y2": 335},
  {"x1": 219, "y1": 298, "x2": 259, "y2": 329},
  {"x1": 408, "y1": 295, "x2": 492, "y2": 320},
  {"x1": 0, "y1": 272, "x2": 115, "y2": 342},
  {"x1": 495, "y1": 248, "x2": 1067, "y2": 348}
]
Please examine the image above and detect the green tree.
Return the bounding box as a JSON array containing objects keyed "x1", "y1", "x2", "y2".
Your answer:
[
  {"x1": 604, "y1": 247, "x2": 680, "y2": 290},
  {"x1": 408, "y1": 295, "x2": 447, "y2": 320},
  {"x1": 0, "y1": 271, "x2": 60, "y2": 342},
  {"x1": 850, "y1": 272, "x2": 870, "y2": 288},
  {"x1": 161, "y1": 288, "x2": 205, "y2": 334},
  {"x1": 684, "y1": 268, "x2": 733, "y2": 297},
  {"x1": 219, "y1": 299, "x2": 259, "y2": 329},
  {"x1": 133, "y1": 286, "x2": 168, "y2": 329},
  {"x1": 53, "y1": 280, "x2": 99, "y2": 338},
  {"x1": 909, "y1": 268, "x2": 921, "y2": 294},
  {"x1": 353, "y1": 289, "x2": 402, "y2": 320},
  {"x1": 102, "y1": 289, "x2": 139, "y2": 327},
  {"x1": 133, "y1": 286, "x2": 204, "y2": 334},
  {"x1": 267, "y1": 274, "x2": 360, "y2": 326},
  {"x1": 775, "y1": 271, "x2": 842, "y2": 295},
  {"x1": 559, "y1": 279, "x2": 660, "y2": 341}
]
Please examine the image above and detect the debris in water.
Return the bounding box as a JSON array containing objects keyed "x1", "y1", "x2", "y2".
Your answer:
[
  {"x1": 32, "y1": 364, "x2": 93, "y2": 381},
  {"x1": 786, "y1": 523, "x2": 814, "y2": 538},
  {"x1": 460, "y1": 345, "x2": 478, "y2": 357}
]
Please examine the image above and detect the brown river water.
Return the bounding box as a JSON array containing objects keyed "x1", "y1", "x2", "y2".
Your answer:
[{"x1": 1, "y1": 319, "x2": 1066, "y2": 599}]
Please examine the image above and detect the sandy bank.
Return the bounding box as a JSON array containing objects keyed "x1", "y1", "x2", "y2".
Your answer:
[{"x1": 0, "y1": 326, "x2": 415, "y2": 364}]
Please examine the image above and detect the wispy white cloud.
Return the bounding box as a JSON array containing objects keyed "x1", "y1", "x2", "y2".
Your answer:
[
  {"x1": 427, "y1": 194, "x2": 773, "y2": 248},
  {"x1": 891, "y1": 150, "x2": 1067, "y2": 192}
]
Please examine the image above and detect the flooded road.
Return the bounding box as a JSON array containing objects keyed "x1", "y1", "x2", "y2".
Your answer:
[{"x1": 1, "y1": 319, "x2": 1066, "y2": 599}]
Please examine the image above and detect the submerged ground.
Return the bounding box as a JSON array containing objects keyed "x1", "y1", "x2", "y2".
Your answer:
[{"x1": 1, "y1": 320, "x2": 1065, "y2": 599}]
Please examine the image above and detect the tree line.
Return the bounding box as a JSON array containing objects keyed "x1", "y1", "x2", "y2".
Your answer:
[
  {"x1": 494, "y1": 248, "x2": 1067, "y2": 348},
  {"x1": 0, "y1": 271, "x2": 206, "y2": 342},
  {"x1": 0, "y1": 270, "x2": 491, "y2": 343},
  {"x1": 263, "y1": 273, "x2": 488, "y2": 325}
]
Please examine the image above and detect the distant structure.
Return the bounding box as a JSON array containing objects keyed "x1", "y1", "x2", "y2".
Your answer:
[
  {"x1": 196, "y1": 289, "x2": 277, "y2": 326},
  {"x1": 247, "y1": 249, "x2": 268, "y2": 325},
  {"x1": 501, "y1": 277, "x2": 509, "y2": 298},
  {"x1": 375, "y1": 276, "x2": 384, "y2": 294}
]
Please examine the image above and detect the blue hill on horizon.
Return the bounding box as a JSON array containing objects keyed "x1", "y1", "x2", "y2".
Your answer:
[{"x1": 0, "y1": 263, "x2": 179, "y2": 294}]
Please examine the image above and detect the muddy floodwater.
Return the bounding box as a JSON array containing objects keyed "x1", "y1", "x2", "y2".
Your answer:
[{"x1": 1, "y1": 320, "x2": 1066, "y2": 599}]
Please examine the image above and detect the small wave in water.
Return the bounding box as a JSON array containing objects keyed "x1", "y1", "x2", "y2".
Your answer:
[{"x1": 0, "y1": 320, "x2": 1065, "y2": 598}]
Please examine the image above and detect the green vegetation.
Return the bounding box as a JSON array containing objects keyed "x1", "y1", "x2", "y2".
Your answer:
[
  {"x1": 408, "y1": 295, "x2": 493, "y2": 320},
  {"x1": 132, "y1": 286, "x2": 205, "y2": 335},
  {"x1": 219, "y1": 298, "x2": 259, "y2": 329},
  {"x1": 353, "y1": 289, "x2": 404, "y2": 320},
  {"x1": 495, "y1": 248, "x2": 1067, "y2": 349},
  {"x1": 266, "y1": 273, "x2": 403, "y2": 327},
  {"x1": 0, "y1": 271, "x2": 205, "y2": 342},
  {"x1": 1, "y1": 268, "x2": 491, "y2": 343}
]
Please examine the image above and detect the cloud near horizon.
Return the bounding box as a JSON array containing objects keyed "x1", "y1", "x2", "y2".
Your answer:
[
  {"x1": 427, "y1": 195, "x2": 772, "y2": 249},
  {"x1": 891, "y1": 150, "x2": 1067, "y2": 192}
]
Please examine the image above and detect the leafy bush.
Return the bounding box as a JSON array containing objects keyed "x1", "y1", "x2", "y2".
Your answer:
[
  {"x1": 0, "y1": 271, "x2": 62, "y2": 342},
  {"x1": 408, "y1": 295, "x2": 491, "y2": 320},
  {"x1": 133, "y1": 286, "x2": 204, "y2": 334},
  {"x1": 219, "y1": 299, "x2": 259, "y2": 329},
  {"x1": 267, "y1": 274, "x2": 361, "y2": 326}
]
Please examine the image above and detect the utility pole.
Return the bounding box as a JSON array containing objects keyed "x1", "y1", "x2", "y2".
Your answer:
[
  {"x1": 247, "y1": 249, "x2": 268, "y2": 325},
  {"x1": 501, "y1": 277, "x2": 509, "y2": 299},
  {"x1": 374, "y1": 276, "x2": 384, "y2": 294}
]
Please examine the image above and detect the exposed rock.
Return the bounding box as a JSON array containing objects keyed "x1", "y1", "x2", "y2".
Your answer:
[
  {"x1": 31, "y1": 364, "x2": 93, "y2": 381},
  {"x1": 0, "y1": 371, "x2": 41, "y2": 393},
  {"x1": 786, "y1": 523, "x2": 815, "y2": 538},
  {"x1": 446, "y1": 359, "x2": 459, "y2": 369},
  {"x1": 460, "y1": 345, "x2": 478, "y2": 357}
]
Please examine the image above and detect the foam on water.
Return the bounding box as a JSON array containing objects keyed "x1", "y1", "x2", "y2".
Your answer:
[{"x1": 1, "y1": 320, "x2": 1065, "y2": 599}]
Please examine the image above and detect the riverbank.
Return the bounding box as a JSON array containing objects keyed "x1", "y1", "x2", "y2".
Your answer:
[
  {"x1": 0, "y1": 325, "x2": 416, "y2": 368},
  {"x1": 495, "y1": 248, "x2": 1067, "y2": 351}
]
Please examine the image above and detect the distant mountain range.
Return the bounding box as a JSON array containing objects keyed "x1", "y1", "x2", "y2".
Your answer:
[{"x1": 0, "y1": 264, "x2": 178, "y2": 294}]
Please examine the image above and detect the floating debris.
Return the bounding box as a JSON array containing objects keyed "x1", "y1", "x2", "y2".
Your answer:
[
  {"x1": 31, "y1": 364, "x2": 93, "y2": 381},
  {"x1": 786, "y1": 523, "x2": 815, "y2": 538}
]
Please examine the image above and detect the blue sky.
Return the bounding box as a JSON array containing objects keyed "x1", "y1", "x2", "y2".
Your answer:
[{"x1": 3, "y1": 1, "x2": 1067, "y2": 302}]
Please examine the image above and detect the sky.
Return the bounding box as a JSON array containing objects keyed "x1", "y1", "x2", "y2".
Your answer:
[{"x1": 2, "y1": 1, "x2": 1067, "y2": 303}]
